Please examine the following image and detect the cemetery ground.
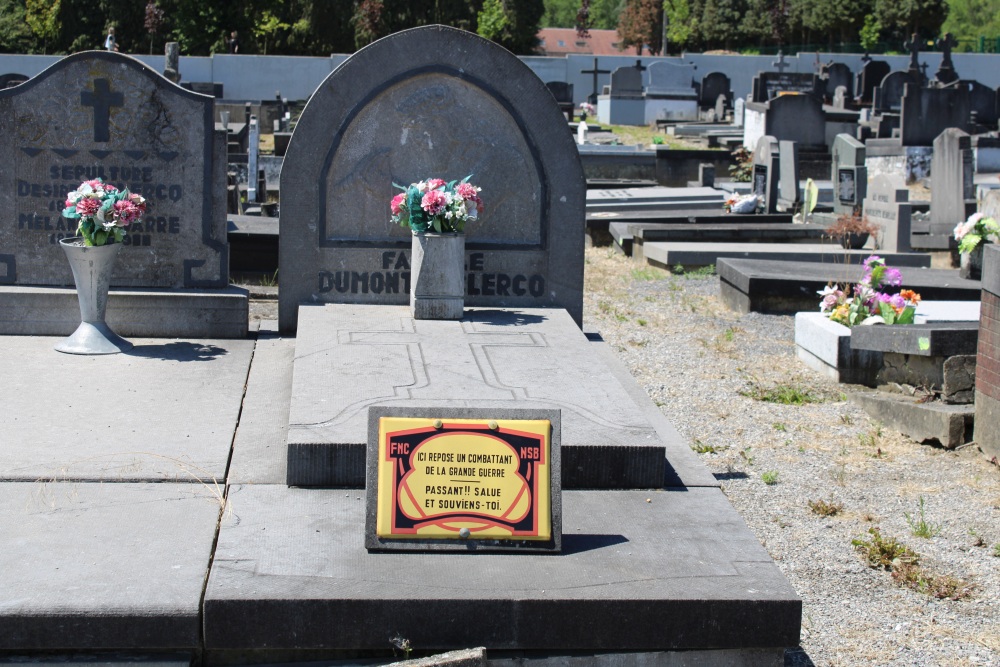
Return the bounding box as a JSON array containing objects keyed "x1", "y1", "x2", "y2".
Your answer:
[
  {"x1": 238, "y1": 248, "x2": 1000, "y2": 664},
  {"x1": 579, "y1": 248, "x2": 999, "y2": 666}
]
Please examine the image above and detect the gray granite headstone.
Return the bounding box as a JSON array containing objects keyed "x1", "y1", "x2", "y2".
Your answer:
[
  {"x1": 752, "y1": 135, "x2": 780, "y2": 213},
  {"x1": 764, "y1": 94, "x2": 825, "y2": 148},
  {"x1": 734, "y1": 98, "x2": 745, "y2": 127},
  {"x1": 278, "y1": 25, "x2": 585, "y2": 331},
  {"x1": 931, "y1": 127, "x2": 976, "y2": 227},
  {"x1": 832, "y1": 85, "x2": 847, "y2": 109},
  {"x1": 0, "y1": 51, "x2": 227, "y2": 289},
  {"x1": 645, "y1": 62, "x2": 696, "y2": 98},
  {"x1": 862, "y1": 174, "x2": 911, "y2": 252},
  {"x1": 610, "y1": 66, "x2": 644, "y2": 99},
  {"x1": 822, "y1": 63, "x2": 853, "y2": 100},
  {"x1": 700, "y1": 72, "x2": 731, "y2": 110},
  {"x1": 753, "y1": 72, "x2": 820, "y2": 102},
  {"x1": 874, "y1": 71, "x2": 914, "y2": 112},
  {"x1": 967, "y1": 81, "x2": 998, "y2": 127},
  {"x1": 777, "y1": 140, "x2": 800, "y2": 211},
  {"x1": 831, "y1": 133, "x2": 866, "y2": 215},
  {"x1": 901, "y1": 84, "x2": 972, "y2": 146},
  {"x1": 856, "y1": 60, "x2": 890, "y2": 104}
]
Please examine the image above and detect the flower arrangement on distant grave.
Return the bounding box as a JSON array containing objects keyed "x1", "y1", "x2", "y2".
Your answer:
[
  {"x1": 724, "y1": 192, "x2": 761, "y2": 214},
  {"x1": 818, "y1": 256, "x2": 921, "y2": 327},
  {"x1": 824, "y1": 211, "x2": 879, "y2": 249},
  {"x1": 578, "y1": 102, "x2": 595, "y2": 119},
  {"x1": 390, "y1": 176, "x2": 484, "y2": 234},
  {"x1": 728, "y1": 145, "x2": 752, "y2": 182},
  {"x1": 953, "y1": 212, "x2": 999, "y2": 255},
  {"x1": 62, "y1": 178, "x2": 147, "y2": 246}
]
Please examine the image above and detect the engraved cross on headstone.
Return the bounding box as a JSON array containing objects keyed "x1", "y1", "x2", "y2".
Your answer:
[
  {"x1": 80, "y1": 78, "x2": 123, "y2": 143},
  {"x1": 772, "y1": 51, "x2": 789, "y2": 74},
  {"x1": 582, "y1": 57, "x2": 611, "y2": 104},
  {"x1": 904, "y1": 33, "x2": 922, "y2": 75}
]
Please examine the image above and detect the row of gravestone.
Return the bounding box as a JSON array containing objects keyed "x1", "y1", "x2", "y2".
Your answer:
[{"x1": 0, "y1": 26, "x2": 585, "y2": 336}]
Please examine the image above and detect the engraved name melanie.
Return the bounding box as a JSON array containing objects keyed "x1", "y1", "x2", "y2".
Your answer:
[
  {"x1": 318, "y1": 251, "x2": 546, "y2": 297},
  {"x1": 16, "y1": 164, "x2": 185, "y2": 246}
]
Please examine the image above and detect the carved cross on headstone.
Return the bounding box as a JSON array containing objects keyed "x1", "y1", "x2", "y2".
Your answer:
[
  {"x1": 80, "y1": 78, "x2": 123, "y2": 143},
  {"x1": 633, "y1": 59, "x2": 647, "y2": 71},
  {"x1": 582, "y1": 57, "x2": 611, "y2": 104},
  {"x1": 772, "y1": 51, "x2": 789, "y2": 74},
  {"x1": 904, "y1": 33, "x2": 922, "y2": 75}
]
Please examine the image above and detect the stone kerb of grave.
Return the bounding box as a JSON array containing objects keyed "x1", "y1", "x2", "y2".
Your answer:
[
  {"x1": 0, "y1": 50, "x2": 228, "y2": 290},
  {"x1": 278, "y1": 25, "x2": 585, "y2": 332}
]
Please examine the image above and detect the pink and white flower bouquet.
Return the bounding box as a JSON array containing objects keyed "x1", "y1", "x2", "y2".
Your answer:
[
  {"x1": 818, "y1": 256, "x2": 921, "y2": 327},
  {"x1": 390, "y1": 176, "x2": 484, "y2": 234},
  {"x1": 62, "y1": 178, "x2": 147, "y2": 246},
  {"x1": 953, "y1": 212, "x2": 999, "y2": 255}
]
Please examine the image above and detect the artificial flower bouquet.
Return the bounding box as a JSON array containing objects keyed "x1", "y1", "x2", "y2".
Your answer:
[
  {"x1": 724, "y1": 192, "x2": 761, "y2": 214},
  {"x1": 62, "y1": 178, "x2": 147, "y2": 246},
  {"x1": 390, "y1": 176, "x2": 484, "y2": 234},
  {"x1": 953, "y1": 212, "x2": 999, "y2": 254},
  {"x1": 578, "y1": 102, "x2": 595, "y2": 118},
  {"x1": 818, "y1": 256, "x2": 921, "y2": 327}
]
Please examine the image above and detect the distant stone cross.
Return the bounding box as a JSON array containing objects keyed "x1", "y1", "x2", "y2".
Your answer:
[
  {"x1": 937, "y1": 33, "x2": 957, "y2": 64},
  {"x1": 772, "y1": 51, "x2": 789, "y2": 74},
  {"x1": 861, "y1": 52, "x2": 872, "y2": 65},
  {"x1": 80, "y1": 78, "x2": 123, "y2": 143},
  {"x1": 904, "y1": 33, "x2": 922, "y2": 74},
  {"x1": 582, "y1": 57, "x2": 611, "y2": 104},
  {"x1": 633, "y1": 59, "x2": 647, "y2": 71}
]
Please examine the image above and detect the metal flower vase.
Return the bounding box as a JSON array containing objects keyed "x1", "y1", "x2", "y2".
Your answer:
[
  {"x1": 960, "y1": 244, "x2": 985, "y2": 280},
  {"x1": 55, "y1": 237, "x2": 132, "y2": 355},
  {"x1": 410, "y1": 232, "x2": 465, "y2": 320}
]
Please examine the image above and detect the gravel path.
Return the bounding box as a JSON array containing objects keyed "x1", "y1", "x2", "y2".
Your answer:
[{"x1": 582, "y1": 247, "x2": 1000, "y2": 666}]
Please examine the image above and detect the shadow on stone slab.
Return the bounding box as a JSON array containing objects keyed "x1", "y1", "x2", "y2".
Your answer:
[
  {"x1": 559, "y1": 533, "x2": 629, "y2": 555},
  {"x1": 127, "y1": 342, "x2": 230, "y2": 362},
  {"x1": 784, "y1": 647, "x2": 817, "y2": 666},
  {"x1": 465, "y1": 310, "x2": 551, "y2": 326}
]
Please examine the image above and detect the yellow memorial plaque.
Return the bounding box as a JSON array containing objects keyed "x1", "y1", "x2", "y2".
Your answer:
[{"x1": 375, "y1": 416, "x2": 552, "y2": 542}]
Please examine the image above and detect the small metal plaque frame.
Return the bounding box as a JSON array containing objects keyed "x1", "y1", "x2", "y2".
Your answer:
[{"x1": 365, "y1": 406, "x2": 561, "y2": 553}]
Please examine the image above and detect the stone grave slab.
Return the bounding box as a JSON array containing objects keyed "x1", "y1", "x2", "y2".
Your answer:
[
  {"x1": 639, "y1": 242, "x2": 929, "y2": 272},
  {"x1": 849, "y1": 392, "x2": 973, "y2": 448},
  {"x1": 901, "y1": 85, "x2": 971, "y2": 147},
  {"x1": 914, "y1": 300, "x2": 981, "y2": 322},
  {"x1": 279, "y1": 26, "x2": 585, "y2": 332},
  {"x1": 0, "y1": 334, "x2": 253, "y2": 482},
  {"x1": 586, "y1": 186, "x2": 725, "y2": 213},
  {"x1": 0, "y1": 481, "x2": 219, "y2": 650},
  {"x1": 227, "y1": 323, "x2": 293, "y2": 486},
  {"x1": 856, "y1": 60, "x2": 890, "y2": 105},
  {"x1": 0, "y1": 51, "x2": 243, "y2": 338},
  {"x1": 286, "y1": 304, "x2": 673, "y2": 489},
  {"x1": 752, "y1": 72, "x2": 820, "y2": 102},
  {"x1": 718, "y1": 258, "x2": 980, "y2": 315},
  {"x1": 794, "y1": 312, "x2": 882, "y2": 384},
  {"x1": 203, "y1": 484, "x2": 801, "y2": 653}
]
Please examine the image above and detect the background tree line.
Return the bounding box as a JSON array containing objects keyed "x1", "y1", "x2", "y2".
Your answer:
[{"x1": 0, "y1": 0, "x2": 992, "y2": 58}]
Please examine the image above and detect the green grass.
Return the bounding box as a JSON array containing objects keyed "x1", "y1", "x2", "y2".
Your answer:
[
  {"x1": 891, "y1": 564, "x2": 973, "y2": 600},
  {"x1": 740, "y1": 379, "x2": 820, "y2": 405},
  {"x1": 630, "y1": 266, "x2": 664, "y2": 281},
  {"x1": 761, "y1": 470, "x2": 780, "y2": 485},
  {"x1": 772, "y1": 422, "x2": 787, "y2": 432},
  {"x1": 905, "y1": 496, "x2": 941, "y2": 539},
  {"x1": 671, "y1": 263, "x2": 717, "y2": 279},
  {"x1": 690, "y1": 440, "x2": 720, "y2": 454}
]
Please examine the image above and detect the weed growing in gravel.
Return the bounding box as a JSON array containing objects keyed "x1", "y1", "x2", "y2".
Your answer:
[
  {"x1": 762, "y1": 470, "x2": 780, "y2": 485},
  {"x1": 968, "y1": 528, "x2": 986, "y2": 547},
  {"x1": 905, "y1": 496, "x2": 941, "y2": 538},
  {"x1": 830, "y1": 464, "x2": 847, "y2": 486},
  {"x1": 671, "y1": 263, "x2": 716, "y2": 279},
  {"x1": 852, "y1": 527, "x2": 919, "y2": 569},
  {"x1": 691, "y1": 440, "x2": 720, "y2": 454},
  {"x1": 840, "y1": 413, "x2": 854, "y2": 425},
  {"x1": 858, "y1": 424, "x2": 885, "y2": 448},
  {"x1": 773, "y1": 422, "x2": 787, "y2": 431},
  {"x1": 808, "y1": 498, "x2": 844, "y2": 516},
  {"x1": 637, "y1": 318, "x2": 647, "y2": 326},
  {"x1": 993, "y1": 544, "x2": 1000, "y2": 557},
  {"x1": 740, "y1": 377, "x2": 820, "y2": 405},
  {"x1": 739, "y1": 447, "x2": 754, "y2": 465},
  {"x1": 890, "y1": 563, "x2": 973, "y2": 600},
  {"x1": 631, "y1": 266, "x2": 664, "y2": 281}
]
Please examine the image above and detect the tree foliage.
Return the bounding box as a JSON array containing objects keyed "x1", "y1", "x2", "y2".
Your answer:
[{"x1": 617, "y1": 0, "x2": 662, "y2": 54}]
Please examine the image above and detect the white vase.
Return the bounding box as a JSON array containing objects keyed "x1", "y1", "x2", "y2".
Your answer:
[
  {"x1": 410, "y1": 232, "x2": 465, "y2": 320},
  {"x1": 55, "y1": 238, "x2": 132, "y2": 355}
]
